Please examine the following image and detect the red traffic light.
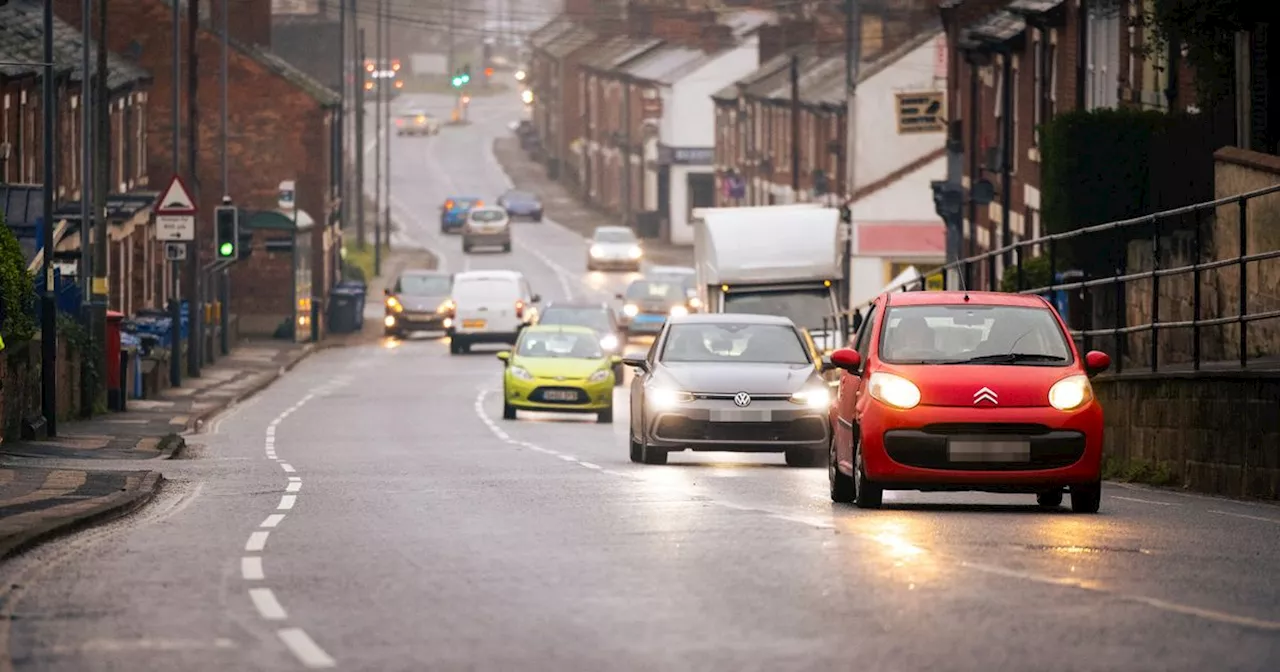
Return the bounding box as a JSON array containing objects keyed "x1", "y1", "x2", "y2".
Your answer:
[{"x1": 484, "y1": 67, "x2": 494, "y2": 77}]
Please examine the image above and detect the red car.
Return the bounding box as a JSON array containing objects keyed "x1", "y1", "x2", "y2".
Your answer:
[{"x1": 824, "y1": 290, "x2": 1111, "y2": 513}]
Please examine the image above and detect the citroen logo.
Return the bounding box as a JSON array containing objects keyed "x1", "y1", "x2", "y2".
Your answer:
[
  {"x1": 973, "y1": 387, "x2": 999, "y2": 405},
  {"x1": 733, "y1": 392, "x2": 752, "y2": 407}
]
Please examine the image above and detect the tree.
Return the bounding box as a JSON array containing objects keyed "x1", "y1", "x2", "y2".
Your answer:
[
  {"x1": 1142, "y1": 0, "x2": 1262, "y2": 108},
  {"x1": 0, "y1": 213, "x2": 36, "y2": 345}
]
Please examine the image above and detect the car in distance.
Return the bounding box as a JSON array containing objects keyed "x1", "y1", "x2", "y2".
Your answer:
[
  {"x1": 440, "y1": 197, "x2": 482, "y2": 234},
  {"x1": 826, "y1": 290, "x2": 1111, "y2": 512},
  {"x1": 617, "y1": 278, "x2": 688, "y2": 336},
  {"x1": 496, "y1": 189, "x2": 543, "y2": 221},
  {"x1": 447, "y1": 270, "x2": 540, "y2": 354},
  {"x1": 383, "y1": 269, "x2": 453, "y2": 337},
  {"x1": 497, "y1": 325, "x2": 620, "y2": 423},
  {"x1": 586, "y1": 226, "x2": 643, "y2": 272},
  {"x1": 462, "y1": 206, "x2": 512, "y2": 253},
  {"x1": 395, "y1": 108, "x2": 440, "y2": 136},
  {"x1": 535, "y1": 301, "x2": 626, "y2": 385},
  {"x1": 645, "y1": 265, "x2": 700, "y2": 311},
  {"x1": 623, "y1": 313, "x2": 832, "y2": 467}
]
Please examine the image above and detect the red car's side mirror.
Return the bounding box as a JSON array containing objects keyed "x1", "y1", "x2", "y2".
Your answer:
[
  {"x1": 1084, "y1": 351, "x2": 1111, "y2": 377},
  {"x1": 828, "y1": 348, "x2": 861, "y2": 372}
]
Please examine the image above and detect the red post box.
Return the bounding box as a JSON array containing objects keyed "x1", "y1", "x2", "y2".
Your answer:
[{"x1": 106, "y1": 311, "x2": 124, "y2": 392}]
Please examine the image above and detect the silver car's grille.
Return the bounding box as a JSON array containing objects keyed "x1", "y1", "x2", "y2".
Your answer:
[{"x1": 692, "y1": 393, "x2": 791, "y2": 401}]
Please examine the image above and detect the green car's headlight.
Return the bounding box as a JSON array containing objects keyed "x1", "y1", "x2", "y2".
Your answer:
[
  {"x1": 588, "y1": 369, "x2": 610, "y2": 383},
  {"x1": 509, "y1": 366, "x2": 534, "y2": 381}
]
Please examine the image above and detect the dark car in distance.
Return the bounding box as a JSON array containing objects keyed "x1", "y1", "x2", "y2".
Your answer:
[
  {"x1": 440, "y1": 197, "x2": 483, "y2": 233},
  {"x1": 536, "y1": 301, "x2": 626, "y2": 385},
  {"x1": 497, "y1": 189, "x2": 543, "y2": 221},
  {"x1": 383, "y1": 270, "x2": 454, "y2": 337}
]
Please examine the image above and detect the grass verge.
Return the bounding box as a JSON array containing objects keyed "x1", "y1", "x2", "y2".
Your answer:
[
  {"x1": 342, "y1": 243, "x2": 391, "y2": 284},
  {"x1": 1102, "y1": 456, "x2": 1181, "y2": 486}
]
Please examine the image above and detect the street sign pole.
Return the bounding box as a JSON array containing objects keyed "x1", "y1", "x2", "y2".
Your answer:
[{"x1": 156, "y1": 174, "x2": 197, "y2": 388}]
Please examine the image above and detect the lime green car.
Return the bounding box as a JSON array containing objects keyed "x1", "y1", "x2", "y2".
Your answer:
[{"x1": 497, "y1": 325, "x2": 621, "y2": 423}]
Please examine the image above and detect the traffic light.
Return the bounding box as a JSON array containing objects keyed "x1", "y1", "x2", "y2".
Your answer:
[
  {"x1": 461, "y1": 64, "x2": 471, "y2": 84},
  {"x1": 451, "y1": 74, "x2": 462, "y2": 87},
  {"x1": 215, "y1": 205, "x2": 239, "y2": 259}
]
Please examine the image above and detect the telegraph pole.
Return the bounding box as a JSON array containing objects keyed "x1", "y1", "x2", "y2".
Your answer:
[
  {"x1": 40, "y1": 0, "x2": 57, "y2": 436},
  {"x1": 78, "y1": 0, "x2": 93, "y2": 416},
  {"x1": 374, "y1": 0, "x2": 383, "y2": 273},
  {"x1": 219, "y1": 0, "x2": 231, "y2": 356},
  {"x1": 187, "y1": 0, "x2": 202, "y2": 376},
  {"x1": 842, "y1": 0, "x2": 863, "y2": 312},
  {"x1": 356, "y1": 29, "x2": 367, "y2": 250},
  {"x1": 92, "y1": 0, "x2": 109, "y2": 399},
  {"x1": 379, "y1": 3, "x2": 389, "y2": 277},
  {"x1": 789, "y1": 54, "x2": 800, "y2": 198},
  {"x1": 169, "y1": 0, "x2": 182, "y2": 387}
]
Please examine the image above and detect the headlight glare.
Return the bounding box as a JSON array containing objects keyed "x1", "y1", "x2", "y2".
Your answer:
[
  {"x1": 790, "y1": 387, "x2": 831, "y2": 409},
  {"x1": 386, "y1": 296, "x2": 403, "y2": 312},
  {"x1": 628, "y1": 245, "x2": 643, "y2": 259},
  {"x1": 649, "y1": 387, "x2": 693, "y2": 409},
  {"x1": 867, "y1": 372, "x2": 921, "y2": 409},
  {"x1": 1048, "y1": 374, "x2": 1092, "y2": 411},
  {"x1": 669, "y1": 305, "x2": 688, "y2": 317},
  {"x1": 509, "y1": 366, "x2": 534, "y2": 381},
  {"x1": 590, "y1": 244, "x2": 605, "y2": 258},
  {"x1": 599, "y1": 333, "x2": 619, "y2": 351},
  {"x1": 623, "y1": 304, "x2": 639, "y2": 317},
  {"x1": 588, "y1": 369, "x2": 610, "y2": 383},
  {"x1": 437, "y1": 299, "x2": 455, "y2": 314}
]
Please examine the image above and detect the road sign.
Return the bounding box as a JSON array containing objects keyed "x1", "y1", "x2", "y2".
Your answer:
[
  {"x1": 165, "y1": 242, "x2": 188, "y2": 261},
  {"x1": 896, "y1": 91, "x2": 946, "y2": 134},
  {"x1": 156, "y1": 214, "x2": 195, "y2": 241},
  {"x1": 156, "y1": 174, "x2": 197, "y2": 214}
]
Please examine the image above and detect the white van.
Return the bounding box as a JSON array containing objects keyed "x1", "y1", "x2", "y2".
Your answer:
[{"x1": 447, "y1": 270, "x2": 540, "y2": 354}]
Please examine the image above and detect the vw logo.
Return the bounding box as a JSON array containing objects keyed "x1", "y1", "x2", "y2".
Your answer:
[{"x1": 733, "y1": 392, "x2": 752, "y2": 407}]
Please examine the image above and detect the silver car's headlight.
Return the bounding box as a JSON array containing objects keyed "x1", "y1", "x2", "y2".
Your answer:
[
  {"x1": 590, "y1": 244, "x2": 605, "y2": 258},
  {"x1": 623, "y1": 304, "x2": 639, "y2": 317},
  {"x1": 649, "y1": 387, "x2": 694, "y2": 409},
  {"x1": 669, "y1": 305, "x2": 688, "y2": 317},
  {"x1": 509, "y1": 366, "x2": 534, "y2": 381},
  {"x1": 599, "y1": 333, "x2": 619, "y2": 351},
  {"x1": 790, "y1": 387, "x2": 831, "y2": 410},
  {"x1": 628, "y1": 245, "x2": 643, "y2": 259},
  {"x1": 588, "y1": 369, "x2": 610, "y2": 383}
]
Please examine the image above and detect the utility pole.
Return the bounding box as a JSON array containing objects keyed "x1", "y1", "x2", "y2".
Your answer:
[
  {"x1": 842, "y1": 0, "x2": 862, "y2": 313},
  {"x1": 92, "y1": 0, "x2": 109, "y2": 402},
  {"x1": 447, "y1": 0, "x2": 456, "y2": 76},
  {"x1": 40, "y1": 0, "x2": 58, "y2": 436},
  {"x1": 187, "y1": 0, "x2": 202, "y2": 377},
  {"x1": 78, "y1": 0, "x2": 93, "y2": 416},
  {"x1": 219, "y1": 0, "x2": 231, "y2": 356},
  {"x1": 356, "y1": 30, "x2": 366, "y2": 251},
  {"x1": 789, "y1": 53, "x2": 800, "y2": 198},
  {"x1": 999, "y1": 50, "x2": 1014, "y2": 276},
  {"x1": 338, "y1": 0, "x2": 347, "y2": 243},
  {"x1": 169, "y1": 0, "x2": 182, "y2": 388},
  {"x1": 374, "y1": 0, "x2": 383, "y2": 272},
  {"x1": 379, "y1": 4, "x2": 389, "y2": 277}
]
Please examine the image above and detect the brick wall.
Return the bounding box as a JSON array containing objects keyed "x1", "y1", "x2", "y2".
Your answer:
[
  {"x1": 54, "y1": 0, "x2": 336, "y2": 329},
  {"x1": 212, "y1": 0, "x2": 272, "y2": 47}
]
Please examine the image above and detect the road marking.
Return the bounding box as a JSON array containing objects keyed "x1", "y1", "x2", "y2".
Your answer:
[
  {"x1": 245, "y1": 531, "x2": 270, "y2": 552},
  {"x1": 278, "y1": 495, "x2": 297, "y2": 510},
  {"x1": 558, "y1": 454, "x2": 577, "y2": 462},
  {"x1": 1210, "y1": 510, "x2": 1280, "y2": 524},
  {"x1": 241, "y1": 557, "x2": 264, "y2": 580},
  {"x1": 524, "y1": 244, "x2": 576, "y2": 300},
  {"x1": 260, "y1": 514, "x2": 285, "y2": 528},
  {"x1": 281, "y1": 463, "x2": 296, "y2": 473},
  {"x1": 278, "y1": 628, "x2": 337, "y2": 669},
  {"x1": 1112, "y1": 496, "x2": 1179, "y2": 506},
  {"x1": 288, "y1": 476, "x2": 301, "y2": 482},
  {"x1": 249, "y1": 588, "x2": 287, "y2": 620},
  {"x1": 579, "y1": 461, "x2": 602, "y2": 470},
  {"x1": 286, "y1": 481, "x2": 302, "y2": 493}
]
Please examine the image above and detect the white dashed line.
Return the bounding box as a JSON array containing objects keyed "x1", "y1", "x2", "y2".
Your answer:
[
  {"x1": 281, "y1": 463, "x2": 297, "y2": 473},
  {"x1": 286, "y1": 481, "x2": 302, "y2": 493},
  {"x1": 245, "y1": 531, "x2": 270, "y2": 552},
  {"x1": 241, "y1": 557, "x2": 265, "y2": 580},
  {"x1": 1113, "y1": 496, "x2": 1179, "y2": 506},
  {"x1": 558, "y1": 454, "x2": 577, "y2": 462},
  {"x1": 249, "y1": 588, "x2": 287, "y2": 620},
  {"x1": 261, "y1": 514, "x2": 286, "y2": 528},
  {"x1": 278, "y1": 628, "x2": 337, "y2": 668},
  {"x1": 278, "y1": 495, "x2": 297, "y2": 510},
  {"x1": 578, "y1": 461, "x2": 602, "y2": 470},
  {"x1": 1210, "y1": 510, "x2": 1280, "y2": 524},
  {"x1": 288, "y1": 476, "x2": 301, "y2": 482}
]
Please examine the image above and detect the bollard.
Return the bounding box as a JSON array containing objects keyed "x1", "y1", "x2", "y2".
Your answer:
[{"x1": 118, "y1": 351, "x2": 129, "y2": 412}]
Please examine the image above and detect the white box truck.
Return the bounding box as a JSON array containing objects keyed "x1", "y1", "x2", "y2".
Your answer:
[{"x1": 693, "y1": 204, "x2": 848, "y2": 350}]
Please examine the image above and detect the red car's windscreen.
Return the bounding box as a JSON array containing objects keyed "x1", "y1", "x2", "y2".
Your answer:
[{"x1": 878, "y1": 305, "x2": 1072, "y2": 365}]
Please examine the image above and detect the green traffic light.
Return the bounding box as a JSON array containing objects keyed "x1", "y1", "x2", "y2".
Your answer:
[
  {"x1": 451, "y1": 77, "x2": 461, "y2": 87},
  {"x1": 219, "y1": 242, "x2": 234, "y2": 257},
  {"x1": 461, "y1": 74, "x2": 470, "y2": 84}
]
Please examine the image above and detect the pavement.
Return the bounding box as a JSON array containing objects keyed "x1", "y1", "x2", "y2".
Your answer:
[{"x1": 0, "y1": 88, "x2": 1275, "y2": 672}]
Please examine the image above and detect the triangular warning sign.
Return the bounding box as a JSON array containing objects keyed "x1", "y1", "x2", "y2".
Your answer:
[{"x1": 156, "y1": 175, "x2": 197, "y2": 214}]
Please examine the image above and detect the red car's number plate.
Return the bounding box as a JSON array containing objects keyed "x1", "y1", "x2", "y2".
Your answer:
[{"x1": 947, "y1": 440, "x2": 1030, "y2": 462}]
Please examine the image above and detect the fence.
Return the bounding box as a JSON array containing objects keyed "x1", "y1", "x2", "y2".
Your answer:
[{"x1": 829, "y1": 182, "x2": 1280, "y2": 374}]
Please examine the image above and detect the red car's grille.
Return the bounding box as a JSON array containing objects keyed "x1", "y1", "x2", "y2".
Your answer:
[
  {"x1": 883, "y1": 429, "x2": 1086, "y2": 471},
  {"x1": 919, "y1": 423, "x2": 1054, "y2": 436}
]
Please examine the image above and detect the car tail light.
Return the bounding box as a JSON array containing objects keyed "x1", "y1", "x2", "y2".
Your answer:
[
  {"x1": 444, "y1": 199, "x2": 454, "y2": 209},
  {"x1": 476, "y1": 200, "x2": 484, "y2": 207},
  {"x1": 395, "y1": 119, "x2": 403, "y2": 126},
  {"x1": 515, "y1": 300, "x2": 525, "y2": 319}
]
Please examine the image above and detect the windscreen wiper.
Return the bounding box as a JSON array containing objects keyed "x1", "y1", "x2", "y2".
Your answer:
[{"x1": 960, "y1": 353, "x2": 1067, "y2": 364}]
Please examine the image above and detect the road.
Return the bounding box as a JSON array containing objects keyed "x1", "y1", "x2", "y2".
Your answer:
[{"x1": 2, "y1": 90, "x2": 1278, "y2": 672}]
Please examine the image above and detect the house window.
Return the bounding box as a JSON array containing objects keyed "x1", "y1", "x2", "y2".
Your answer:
[
  {"x1": 1138, "y1": 0, "x2": 1168, "y2": 109},
  {"x1": 992, "y1": 58, "x2": 1003, "y2": 171},
  {"x1": 1032, "y1": 31, "x2": 1043, "y2": 145},
  {"x1": 1086, "y1": 3, "x2": 1121, "y2": 109},
  {"x1": 136, "y1": 98, "x2": 147, "y2": 182},
  {"x1": 1011, "y1": 56, "x2": 1018, "y2": 174},
  {"x1": 1047, "y1": 39, "x2": 1058, "y2": 122}
]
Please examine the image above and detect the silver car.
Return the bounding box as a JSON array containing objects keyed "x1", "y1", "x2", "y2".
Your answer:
[
  {"x1": 586, "y1": 225, "x2": 642, "y2": 272},
  {"x1": 623, "y1": 313, "x2": 833, "y2": 467},
  {"x1": 462, "y1": 206, "x2": 512, "y2": 253}
]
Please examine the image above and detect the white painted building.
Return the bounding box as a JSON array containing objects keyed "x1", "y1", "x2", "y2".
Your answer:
[{"x1": 646, "y1": 12, "x2": 772, "y2": 247}]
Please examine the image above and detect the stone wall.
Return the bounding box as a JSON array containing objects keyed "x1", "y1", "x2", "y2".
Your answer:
[{"x1": 1094, "y1": 372, "x2": 1280, "y2": 499}]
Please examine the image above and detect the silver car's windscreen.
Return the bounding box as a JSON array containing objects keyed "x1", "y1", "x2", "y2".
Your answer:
[
  {"x1": 539, "y1": 308, "x2": 612, "y2": 332},
  {"x1": 626, "y1": 281, "x2": 680, "y2": 302},
  {"x1": 595, "y1": 229, "x2": 636, "y2": 243},
  {"x1": 723, "y1": 289, "x2": 831, "y2": 331},
  {"x1": 470, "y1": 210, "x2": 506, "y2": 222},
  {"x1": 397, "y1": 275, "x2": 450, "y2": 295},
  {"x1": 879, "y1": 305, "x2": 1073, "y2": 365},
  {"x1": 661, "y1": 323, "x2": 810, "y2": 365}
]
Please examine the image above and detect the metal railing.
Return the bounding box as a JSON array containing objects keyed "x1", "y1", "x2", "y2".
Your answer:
[{"x1": 827, "y1": 182, "x2": 1280, "y2": 374}]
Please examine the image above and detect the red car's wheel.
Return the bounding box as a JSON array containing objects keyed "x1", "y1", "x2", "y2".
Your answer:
[{"x1": 853, "y1": 433, "x2": 883, "y2": 509}]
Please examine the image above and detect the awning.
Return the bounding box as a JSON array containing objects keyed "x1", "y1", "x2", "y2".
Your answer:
[
  {"x1": 969, "y1": 10, "x2": 1027, "y2": 46},
  {"x1": 247, "y1": 208, "x2": 315, "y2": 231},
  {"x1": 1009, "y1": 0, "x2": 1066, "y2": 14}
]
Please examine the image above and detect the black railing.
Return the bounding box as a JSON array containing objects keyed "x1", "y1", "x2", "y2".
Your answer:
[{"x1": 829, "y1": 183, "x2": 1280, "y2": 374}]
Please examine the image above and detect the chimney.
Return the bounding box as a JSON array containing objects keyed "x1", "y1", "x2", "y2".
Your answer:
[
  {"x1": 759, "y1": 20, "x2": 814, "y2": 63},
  {"x1": 700, "y1": 24, "x2": 733, "y2": 54},
  {"x1": 214, "y1": 0, "x2": 271, "y2": 47}
]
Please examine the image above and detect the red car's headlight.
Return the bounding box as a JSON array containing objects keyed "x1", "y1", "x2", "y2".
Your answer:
[
  {"x1": 1048, "y1": 374, "x2": 1092, "y2": 411},
  {"x1": 867, "y1": 372, "x2": 921, "y2": 410}
]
